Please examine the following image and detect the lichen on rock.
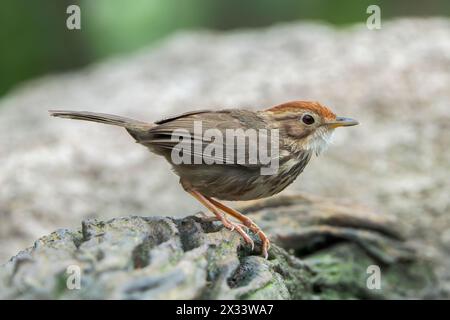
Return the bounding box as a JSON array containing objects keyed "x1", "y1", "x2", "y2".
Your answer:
[{"x1": 0, "y1": 194, "x2": 437, "y2": 299}]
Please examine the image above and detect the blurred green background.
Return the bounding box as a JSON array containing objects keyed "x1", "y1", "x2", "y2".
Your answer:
[{"x1": 0, "y1": 0, "x2": 448, "y2": 97}]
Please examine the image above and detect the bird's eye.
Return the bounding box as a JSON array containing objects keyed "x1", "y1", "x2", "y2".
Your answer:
[{"x1": 302, "y1": 114, "x2": 315, "y2": 125}]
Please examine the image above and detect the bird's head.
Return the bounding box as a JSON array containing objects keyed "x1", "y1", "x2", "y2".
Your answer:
[{"x1": 262, "y1": 101, "x2": 358, "y2": 155}]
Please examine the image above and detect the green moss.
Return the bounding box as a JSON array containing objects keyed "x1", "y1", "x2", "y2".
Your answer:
[{"x1": 304, "y1": 244, "x2": 436, "y2": 299}]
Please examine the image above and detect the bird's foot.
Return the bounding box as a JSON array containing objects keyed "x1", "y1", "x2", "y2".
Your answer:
[
  {"x1": 256, "y1": 230, "x2": 270, "y2": 259},
  {"x1": 216, "y1": 214, "x2": 269, "y2": 258},
  {"x1": 184, "y1": 189, "x2": 264, "y2": 257},
  {"x1": 240, "y1": 218, "x2": 271, "y2": 259},
  {"x1": 220, "y1": 215, "x2": 255, "y2": 250},
  {"x1": 196, "y1": 211, "x2": 254, "y2": 249}
]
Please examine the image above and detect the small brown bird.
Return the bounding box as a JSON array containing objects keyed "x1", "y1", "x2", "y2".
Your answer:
[{"x1": 50, "y1": 101, "x2": 358, "y2": 258}]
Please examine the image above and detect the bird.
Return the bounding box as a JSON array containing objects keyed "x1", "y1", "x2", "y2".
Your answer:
[{"x1": 50, "y1": 100, "x2": 358, "y2": 258}]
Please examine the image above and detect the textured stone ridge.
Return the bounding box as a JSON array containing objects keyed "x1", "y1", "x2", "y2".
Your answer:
[{"x1": 0, "y1": 194, "x2": 437, "y2": 299}]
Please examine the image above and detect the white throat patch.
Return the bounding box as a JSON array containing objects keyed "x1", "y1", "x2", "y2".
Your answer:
[{"x1": 302, "y1": 127, "x2": 335, "y2": 156}]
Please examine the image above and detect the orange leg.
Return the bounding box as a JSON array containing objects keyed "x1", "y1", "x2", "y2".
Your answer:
[
  {"x1": 186, "y1": 189, "x2": 255, "y2": 249},
  {"x1": 206, "y1": 196, "x2": 270, "y2": 259}
]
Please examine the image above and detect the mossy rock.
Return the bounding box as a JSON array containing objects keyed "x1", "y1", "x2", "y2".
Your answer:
[{"x1": 0, "y1": 194, "x2": 437, "y2": 299}]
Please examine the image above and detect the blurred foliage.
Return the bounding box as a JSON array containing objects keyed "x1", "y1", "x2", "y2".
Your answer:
[{"x1": 0, "y1": 0, "x2": 449, "y2": 97}]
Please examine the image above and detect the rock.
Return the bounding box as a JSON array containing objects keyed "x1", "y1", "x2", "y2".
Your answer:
[
  {"x1": 0, "y1": 194, "x2": 436, "y2": 299},
  {"x1": 0, "y1": 18, "x2": 449, "y2": 297}
]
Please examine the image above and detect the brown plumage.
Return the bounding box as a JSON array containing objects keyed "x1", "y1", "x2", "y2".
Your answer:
[{"x1": 50, "y1": 100, "x2": 358, "y2": 258}]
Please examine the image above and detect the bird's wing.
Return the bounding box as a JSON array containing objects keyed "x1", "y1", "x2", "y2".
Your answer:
[
  {"x1": 138, "y1": 109, "x2": 281, "y2": 167},
  {"x1": 154, "y1": 109, "x2": 213, "y2": 125}
]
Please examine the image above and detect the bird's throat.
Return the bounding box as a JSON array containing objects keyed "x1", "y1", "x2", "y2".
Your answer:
[{"x1": 304, "y1": 127, "x2": 335, "y2": 155}]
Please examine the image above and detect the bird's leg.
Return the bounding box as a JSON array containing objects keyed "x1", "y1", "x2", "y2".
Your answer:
[
  {"x1": 185, "y1": 189, "x2": 255, "y2": 249},
  {"x1": 206, "y1": 197, "x2": 271, "y2": 259}
]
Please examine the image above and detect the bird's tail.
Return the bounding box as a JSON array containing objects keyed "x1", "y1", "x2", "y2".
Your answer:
[{"x1": 49, "y1": 110, "x2": 154, "y2": 132}]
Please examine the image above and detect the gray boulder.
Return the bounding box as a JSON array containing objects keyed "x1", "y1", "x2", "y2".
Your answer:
[{"x1": 0, "y1": 194, "x2": 436, "y2": 299}]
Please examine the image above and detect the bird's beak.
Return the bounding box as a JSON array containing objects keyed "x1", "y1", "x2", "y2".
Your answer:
[{"x1": 327, "y1": 116, "x2": 359, "y2": 128}]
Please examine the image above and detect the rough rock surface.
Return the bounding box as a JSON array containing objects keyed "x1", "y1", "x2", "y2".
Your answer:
[
  {"x1": 0, "y1": 194, "x2": 436, "y2": 299},
  {"x1": 0, "y1": 18, "x2": 449, "y2": 296}
]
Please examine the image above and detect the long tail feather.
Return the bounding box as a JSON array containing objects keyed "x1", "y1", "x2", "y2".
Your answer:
[{"x1": 49, "y1": 110, "x2": 153, "y2": 131}]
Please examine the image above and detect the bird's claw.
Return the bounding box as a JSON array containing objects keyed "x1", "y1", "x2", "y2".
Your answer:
[
  {"x1": 261, "y1": 238, "x2": 270, "y2": 259},
  {"x1": 216, "y1": 213, "x2": 269, "y2": 259},
  {"x1": 221, "y1": 218, "x2": 254, "y2": 250},
  {"x1": 250, "y1": 226, "x2": 271, "y2": 259}
]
